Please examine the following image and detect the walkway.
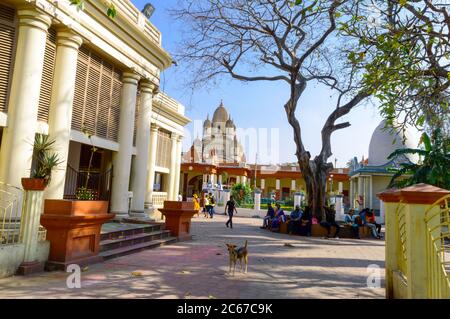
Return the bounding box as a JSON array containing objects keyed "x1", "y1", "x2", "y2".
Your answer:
[{"x1": 0, "y1": 215, "x2": 385, "y2": 299}]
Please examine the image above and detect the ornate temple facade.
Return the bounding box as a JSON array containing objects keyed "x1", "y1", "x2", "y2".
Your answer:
[{"x1": 183, "y1": 101, "x2": 245, "y2": 165}]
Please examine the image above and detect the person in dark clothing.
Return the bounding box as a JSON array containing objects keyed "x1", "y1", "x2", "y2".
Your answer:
[
  {"x1": 261, "y1": 203, "x2": 275, "y2": 229},
  {"x1": 320, "y1": 205, "x2": 341, "y2": 238},
  {"x1": 298, "y1": 206, "x2": 312, "y2": 236},
  {"x1": 288, "y1": 205, "x2": 302, "y2": 235},
  {"x1": 224, "y1": 195, "x2": 238, "y2": 228}
]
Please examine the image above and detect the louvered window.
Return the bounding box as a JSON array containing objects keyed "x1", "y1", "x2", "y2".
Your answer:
[
  {"x1": 37, "y1": 28, "x2": 56, "y2": 122},
  {"x1": 156, "y1": 130, "x2": 171, "y2": 168},
  {"x1": 71, "y1": 45, "x2": 122, "y2": 141},
  {"x1": 0, "y1": 4, "x2": 16, "y2": 114}
]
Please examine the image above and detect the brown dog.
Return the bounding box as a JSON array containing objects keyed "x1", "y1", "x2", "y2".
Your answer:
[{"x1": 226, "y1": 240, "x2": 248, "y2": 275}]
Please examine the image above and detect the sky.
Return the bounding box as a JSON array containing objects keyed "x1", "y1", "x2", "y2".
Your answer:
[{"x1": 132, "y1": 0, "x2": 388, "y2": 167}]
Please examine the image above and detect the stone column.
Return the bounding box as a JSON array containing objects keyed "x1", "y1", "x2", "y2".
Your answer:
[
  {"x1": 294, "y1": 192, "x2": 302, "y2": 207},
  {"x1": 357, "y1": 176, "x2": 364, "y2": 209},
  {"x1": 202, "y1": 174, "x2": 207, "y2": 190},
  {"x1": 172, "y1": 135, "x2": 183, "y2": 200},
  {"x1": 145, "y1": 123, "x2": 159, "y2": 206},
  {"x1": 0, "y1": 9, "x2": 52, "y2": 188},
  {"x1": 276, "y1": 179, "x2": 280, "y2": 190},
  {"x1": 110, "y1": 72, "x2": 140, "y2": 218},
  {"x1": 45, "y1": 30, "x2": 83, "y2": 200},
  {"x1": 261, "y1": 179, "x2": 265, "y2": 190},
  {"x1": 242, "y1": 175, "x2": 247, "y2": 185},
  {"x1": 218, "y1": 174, "x2": 222, "y2": 184},
  {"x1": 291, "y1": 179, "x2": 296, "y2": 192},
  {"x1": 338, "y1": 182, "x2": 343, "y2": 194},
  {"x1": 236, "y1": 176, "x2": 241, "y2": 184},
  {"x1": 254, "y1": 192, "x2": 261, "y2": 211},
  {"x1": 168, "y1": 133, "x2": 178, "y2": 200},
  {"x1": 17, "y1": 184, "x2": 45, "y2": 275},
  {"x1": 130, "y1": 82, "x2": 155, "y2": 214}
]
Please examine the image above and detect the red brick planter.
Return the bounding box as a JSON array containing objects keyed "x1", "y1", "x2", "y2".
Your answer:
[
  {"x1": 41, "y1": 200, "x2": 114, "y2": 270},
  {"x1": 21, "y1": 178, "x2": 46, "y2": 191},
  {"x1": 159, "y1": 201, "x2": 197, "y2": 241}
]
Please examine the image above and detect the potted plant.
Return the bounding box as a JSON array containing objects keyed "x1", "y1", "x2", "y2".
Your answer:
[{"x1": 22, "y1": 134, "x2": 61, "y2": 190}]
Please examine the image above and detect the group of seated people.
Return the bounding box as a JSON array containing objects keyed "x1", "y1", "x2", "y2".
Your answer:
[
  {"x1": 260, "y1": 203, "x2": 383, "y2": 239},
  {"x1": 260, "y1": 203, "x2": 312, "y2": 236},
  {"x1": 344, "y1": 208, "x2": 382, "y2": 239}
]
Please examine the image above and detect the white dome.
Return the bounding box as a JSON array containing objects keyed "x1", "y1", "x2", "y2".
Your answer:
[{"x1": 368, "y1": 120, "x2": 418, "y2": 165}]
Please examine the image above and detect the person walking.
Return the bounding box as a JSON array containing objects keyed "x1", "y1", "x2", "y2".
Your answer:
[
  {"x1": 225, "y1": 195, "x2": 238, "y2": 228},
  {"x1": 209, "y1": 192, "x2": 216, "y2": 218},
  {"x1": 203, "y1": 193, "x2": 210, "y2": 218},
  {"x1": 193, "y1": 194, "x2": 201, "y2": 217}
]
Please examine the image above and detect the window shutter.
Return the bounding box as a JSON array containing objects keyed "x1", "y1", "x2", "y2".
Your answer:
[
  {"x1": 71, "y1": 45, "x2": 122, "y2": 142},
  {"x1": 0, "y1": 4, "x2": 16, "y2": 114},
  {"x1": 37, "y1": 28, "x2": 56, "y2": 122},
  {"x1": 156, "y1": 130, "x2": 171, "y2": 168}
]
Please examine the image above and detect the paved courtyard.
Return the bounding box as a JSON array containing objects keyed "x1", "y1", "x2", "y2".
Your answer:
[{"x1": 0, "y1": 215, "x2": 385, "y2": 299}]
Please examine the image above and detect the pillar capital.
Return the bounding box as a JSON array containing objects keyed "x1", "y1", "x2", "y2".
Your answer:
[
  {"x1": 150, "y1": 123, "x2": 159, "y2": 132},
  {"x1": 140, "y1": 81, "x2": 157, "y2": 94},
  {"x1": 55, "y1": 28, "x2": 83, "y2": 50},
  {"x1": 17, "y1": 8, "x2": 52, "y2": 32},
  {"x1": 122, "y1": 72, "x2": 141, "y2": 85},
  {"x1": 171, "y1": 132, "x2": 179, "y2": 141}
]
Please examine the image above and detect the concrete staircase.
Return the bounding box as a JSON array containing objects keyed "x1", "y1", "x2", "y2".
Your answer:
[{"x1": 99, "y1": 222, "x2": 177, "y2": 260}]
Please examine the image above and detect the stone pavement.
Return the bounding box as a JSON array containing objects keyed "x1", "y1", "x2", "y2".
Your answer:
[{"x1": 0, "y1": 215, "x2": 385, "y2": 299}]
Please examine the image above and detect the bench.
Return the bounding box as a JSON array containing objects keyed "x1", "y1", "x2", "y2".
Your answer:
[{"x1": 266, "y1": 219, "x2": 371, "y2": 238}]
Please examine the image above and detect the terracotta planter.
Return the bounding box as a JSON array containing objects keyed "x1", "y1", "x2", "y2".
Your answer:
[
  {"x1": 41, "y1": 200, "x2": 114, "y2": 270},
  {"x1": 159, "y1": 201, "x2": 197, "y2": 241},
  {"x1": 21, "y1": 178, "x2": 46, "y2": 191}
]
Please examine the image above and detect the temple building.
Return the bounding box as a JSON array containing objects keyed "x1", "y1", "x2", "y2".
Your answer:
[
  {"x1": 348, "y1": 120, "x2": 419, "y2": 222},
  {"x1": 0, "y1": 0, "x2": 190, "y2": 218}
]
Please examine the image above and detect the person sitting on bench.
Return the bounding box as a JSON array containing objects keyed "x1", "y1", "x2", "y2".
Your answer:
[
  {"x1": 344, "y1": 209, "x2": 361, "y2": 239},
  {"x1": 319, "y1": 205, "x2": 340, "y2": 238},
  {"x1": 270, "y1": 203, "x2": 286, "y2": 232},
  {"x1": 260, "y1": 203, "x2": 275, "y2": 229},
  {"x1": 288, "y1": 205, "x2": 302, "y2": 235},
  {"x1": 298, "y1": 206, "x2": 312, "y2": 236}
]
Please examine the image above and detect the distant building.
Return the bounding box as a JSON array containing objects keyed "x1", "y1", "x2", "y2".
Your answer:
[{"x1": 349, "y1": 120, "x2": 418, "y2": 222}]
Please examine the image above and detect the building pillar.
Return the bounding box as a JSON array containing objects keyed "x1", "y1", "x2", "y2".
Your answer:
[
  {"x1": 0, "y1": 9, "x2": 52, "y2": 188},
  {"x1": 349, "y1": 178, "x2": 354, "y2": 208},
  {"x1": 276, "y1": 179, "x2": 280, "y2": 190},
  {"x1": 261, "y1": 179, "x2": 265, "y2": 190},
  {"x1": 218, "y1": 174, "x2": 222, "y2": 184},
  {"x1": 110, "y1": 72, "x2": 140, "y2": 218},
  {"x1": 357, "y1": 176, "x2": 364, "y2": 209},
  {"x1": 45, "y1": 29, "x2": 83, "y2": 200},
  {"x1": 17, "y1": 185, "x2": 45, "y2": 274},
  {"x1": 130, "y1": 81, "x2": 155, "y2": 214},
  {"x1": 338, "y1": 181, "x2": 343, "y2": 194},
  {"x1": 172, "y1": 135, "x2": 183, "y2": 200},
  {"x1": 145, "y1": 123, "x2": 159, "y2": 206},
  {"x1": 291, "y1": 179, "x2": 296, "y2": 191},
  {"x1": 242, "y1": 175, "x2": 247, "y2": 185},
  {"x1": 168, "y1": 133, "x2": 178, "y2": 200}
]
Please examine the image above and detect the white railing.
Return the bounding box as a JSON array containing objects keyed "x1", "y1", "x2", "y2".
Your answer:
[
  {"x1": 151, "y1": 192, "x2": 168, "y2": 209},
  {"x1": 0, "y1": 182, "x2": 23, "y2": 245}
]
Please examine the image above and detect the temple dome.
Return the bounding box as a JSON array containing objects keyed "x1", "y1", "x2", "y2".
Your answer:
[
  {"x1": 368, "y1": 120, "x2": 418, "y2": 166},
  {"x1": 212, "y1": 102, "x2": 229, "y2": 123},
  {"x1": 226, "y1": 118, "x2": 234, "y2": 128},
  {"x1": 203, "y1": 115, "x2": 211, "y2": 128}
]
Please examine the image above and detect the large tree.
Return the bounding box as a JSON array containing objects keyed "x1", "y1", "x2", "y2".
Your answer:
[
  {"x1": 172, "y1": 0, "x2": 370, "y2": 219},
  {"x1": 341, "y1": 0, "x2": 450, "y2": 136}
]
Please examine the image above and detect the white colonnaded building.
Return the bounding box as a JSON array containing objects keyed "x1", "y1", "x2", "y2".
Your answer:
[{"x1": 0, "y1": 0, "x2": 190, "y2": 219}]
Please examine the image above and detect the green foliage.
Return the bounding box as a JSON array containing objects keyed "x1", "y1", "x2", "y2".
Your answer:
[
  {"x1": 69, "y1": 0, "x2": 116, "y2": 19},
  {"x1": 231, "y1": 183, "x2": 252, "y2": 206},
  {"x1": 388, "y1": 129, "x2": 450, "y2": 190},
  {"x1": 31, "y1": 134, "x2": 62, "y2": 185},
  {"x1": 76, "y1": 187, "x2": 96, "y2": 200}
]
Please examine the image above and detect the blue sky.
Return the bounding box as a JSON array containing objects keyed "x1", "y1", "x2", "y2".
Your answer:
[{"x1": 132, "y1": 0, "x2": 387, "y2": 167}]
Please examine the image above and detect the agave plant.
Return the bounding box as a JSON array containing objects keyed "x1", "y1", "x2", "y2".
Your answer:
[
  {"x1": 388, "y1": 129, "x2": 450, "y2": 190},
  {"x1": 31, "y1": 134, "x2": 62, "y2": 185}
]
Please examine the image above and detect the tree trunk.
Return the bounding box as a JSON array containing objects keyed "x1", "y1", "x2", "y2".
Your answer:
[{"x1": 299, "y1": 158, "x2": 332, "y2": 221}]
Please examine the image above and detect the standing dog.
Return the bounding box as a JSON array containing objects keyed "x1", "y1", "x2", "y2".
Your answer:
[{"x1": 226, "y1": 240, "x2": 248, "y2": 275}]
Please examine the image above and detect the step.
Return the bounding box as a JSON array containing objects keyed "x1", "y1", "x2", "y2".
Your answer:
[
  {"x1": 100, "y1": 236, "x2": 177, "y2": 260},
  {"x1": 100, "y1": 230, "x2": 171, "y2": 252},
  {"x1": 100, "y1": 223, "x2": 164, "y2": 241}
]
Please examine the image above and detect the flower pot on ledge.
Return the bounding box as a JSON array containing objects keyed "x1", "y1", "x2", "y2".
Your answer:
[
  {"x1": 159, "y1": 201, "x2": 197, "y2": 241},
  {"x1": 40, "y1": 199, "x2": 114, "y2": 270},
  {"x1": 21, "y1": 178, "x2": 47, "y2": 191}
]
